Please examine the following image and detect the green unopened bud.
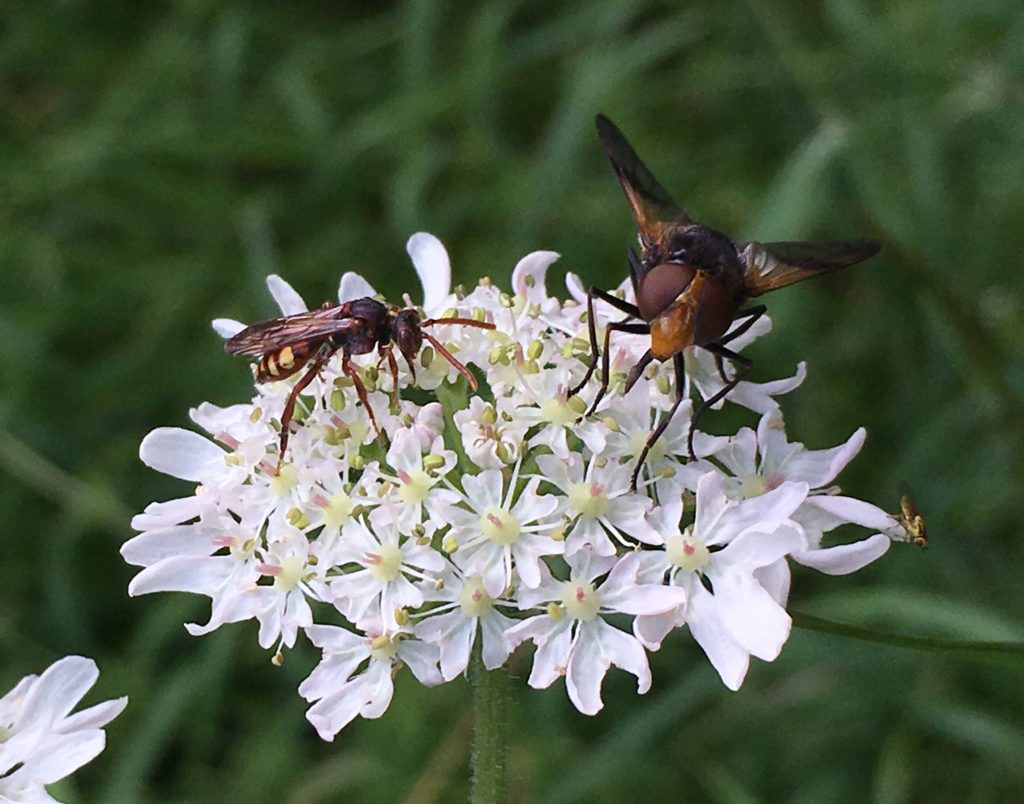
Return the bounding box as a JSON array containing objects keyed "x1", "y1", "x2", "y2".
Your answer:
[
  {"x1": 478, "y1": 277, "x2": 492, "y2": 287},
  {"x1": 568, "y1": 395, "x2": 588, "y2": 414},
  {"x1": 394, "y1": 608, "x2": 409, "y2": 626},
  {"x1": 285, "y1": 507, "x2": 309, "y2": 528},
  {"x1": 330, "y1": 389, "x2": 347, "y2": 411},
  {"x1": 602, "y1": 416, "x2": 620, "y2": 432},
  {"x1": 527, "y1": 302, "x2": 541, "y2": 317},
  {"x1": 249, "y1": 408, "x2": 262, "y2": 422},
  {"x1": 489, "y1": 346, "x2": 510, "y2": 366},
  {"x1": 349, "y1": 454, "x2": 365, "y2": 471},
  {"x1": 423, "y1": 454, "x2": 446, "y2": 471},
  {"x1": 271, "y1": 651, "x2": 284, "y2": 667},
  {"x1": 442, "y1": 534, "x2": 458, "y2": 553},
  {"x1": 224, "y1": 453, "x2": 242, "y2": 466},
  {"x1": 334, "y1": 376, "x2": 354, "y2": 389},
  {"x1": 472, "y1": 307, "x2": 486, "y2": 322},
  {"x1": 499, "y1": 292, "x2": 513, "y2": 308},
  {"x1": 481, "y1": 405, "x2": 498, "y2": 425},
  {"x1": 561, "y1": 342, "x2": 576, "y2": 359},
  {"x1": 441, "y1": 307, "x2": 458, "y2": 320},
  {"x1": 420, "y1": 346, "x2": 435, "y2": 368},
  {"x1": 527, "y1": 340, "x2": 544, "y2": 360},
  {"x1": 572, "y1": 337, "x2": 590, "y2": 352},
  {"x1": 494, "y1": 442, "x2": 510, "y2": 463},
  {"x1": 595, "y1": 457, "x2": 608, "y2": 469},
  {"x1": 656, "y1": 375, "x2": 672, "y2": 395},
  {"x1": 522, "y1": 359, "x2": 540, "y2": 375},
  {"x1": 549, "y1": 524, "x2": 566, "y2": 542},
  {"x1": 658, "y1": 466, "x2": 678, "y2": 479},
  {"x1": 547, "y1": 602, "x2": 566, "y2": 620}
]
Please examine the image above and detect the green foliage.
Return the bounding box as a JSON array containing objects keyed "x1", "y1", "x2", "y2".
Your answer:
[{"x1": 1, "y1": 0, "x2": 1022, "y2": 800}]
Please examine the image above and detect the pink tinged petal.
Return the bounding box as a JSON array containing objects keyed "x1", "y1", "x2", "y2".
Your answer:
[
  {"x1": 598, "y1": 554, "x2": 687, "y2": 615},
  {"x1": 633, "y1": 608, "x2": 685, "y2": 651},
  {"x1": 398, "y1": 641, "x2": 443, "y2": 686},
  {"x1": 715, "y1": 524, "x2": 805, "y2": 572},
  {"x1": 753, "y1": 558, "x2": 791, "y2": 606},
  {"x1": 416, "y1": 611, "x2": 473, "y2": 681},
  {"x1": 211, "y1": 318, "x2": 246, "y2": 338},
  {"x1": 139, "y1": 427, "x2": 226, "y2": 482},
  {"x1": 128, "y1": 555, "x2": 242, "y2": 596},
  {"x1": 338, "y1": 271, "x2": 377, "y2": 303},
  {"x1": 716, "y1": 427, "x2": 759, "y2": 478},
  {"x1": 565, "y1": 271, "x2": 587, "y2": 304},
  {"x1": 802, "y1": 494, "x2": 897, "y2": 532},
  {"x1": 305, "y1": 679, "x2": 367, "y2": 741},
  {"x1": 480, "y1": 612, "x2": 516, "y2": 670},
  {"x1": 793, "y1": 534, "x2": 890, "y2": 575},
  {"x1": 24, "y1": 729, "x2": 107, "y2": 784},
  {"x1": 511, "y1": 250, "x2": 561, "y2": 304},
  {"x1": 566, "y1": 620, "x2": 651, "y2": 715},
  {"x1": 120, "y1": 525, "x2": 220, "y2": 567},
  {"x1": 524, "y1": 621, "x2": 574, "y2": 690},
  {"x1": 359, "y1": 660, "x2": 397, "y2": 719},
  {"x1": 266, "y1": 274, "x2": 307, "y2": 315},
  {"x1": 768, "y1": 425, "x2": 866, "y2": 489},
  {"x1": 686, "y1": 582, "x2": 750, "y2": 691},
  {"x1": 712, "y1": 574, "x2": 792, "y2": 661},
  {"x1": 406, "y1": 232, "x2": 451, "y2": 313},
  {"x1": 713, "y1": 481, "x2": 808, "y2": 545}
]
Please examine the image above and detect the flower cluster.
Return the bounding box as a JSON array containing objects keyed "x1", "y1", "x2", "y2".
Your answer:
[
  {"x1": 124, "y1": 233, "x2": 913, "y2": 739},
  {"x1": 0, "y1": 656, "x2": 126, "y2": 803}
]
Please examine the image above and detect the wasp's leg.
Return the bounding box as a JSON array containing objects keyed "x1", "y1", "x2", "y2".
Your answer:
[
  {"x1": 585, "y1": 319, "x2": 650, "y2": 415},
  {"x1": 342, "y1": 354, "x2": 383, "y2": 440},
  {"x1": 631, "y1": 352, "x2": 687, "y2": 491},
  {"x1": 570, "y1": 286, "x2": 641, "y2": 398},
  {"x1": 276, "y1": 348, "x2": 329, "y2": 469},
  {"x1": 378, "y1": 344, "x2": 401, "y2": 410}
]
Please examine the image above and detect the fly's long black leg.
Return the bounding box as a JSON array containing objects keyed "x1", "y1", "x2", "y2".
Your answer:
[
  {"x1": 710, "y1": 305, "x2": 766, "y2": 383},
  {"x1": 631, "y1": 352, "x2": 687, "y2": 491},
  {"x1": 586, "y1": 319, "x2": 650, "y2": 415},
  {"x1": 687, "y1": 343, "x2": 754, "y2": 459},
  {"x1": 624, "y1": 349, "x2": 654, "y2": 393},
  {"x1": 276, "y1": 348, "x2": 329, "y2": 469},
  {"x1": 570, "y1": 286, "x2": 641, "y2": 397},
  {"x1": 342, "y1": 354, "x2": 383, "y2": 440}
]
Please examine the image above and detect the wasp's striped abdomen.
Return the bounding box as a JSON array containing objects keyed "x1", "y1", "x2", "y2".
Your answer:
[{"x1": 256, "y1": 341, "x2": 320, "y2": 382}]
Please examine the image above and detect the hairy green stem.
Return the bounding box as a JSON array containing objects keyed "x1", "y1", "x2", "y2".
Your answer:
[{"x1": 470, "y1": 646, "x2": 511, "y2": 804}]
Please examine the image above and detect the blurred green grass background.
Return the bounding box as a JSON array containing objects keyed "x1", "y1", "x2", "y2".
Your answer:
[{"x1": 2, "y1": 1, "x2": 1023, "y2": 801}]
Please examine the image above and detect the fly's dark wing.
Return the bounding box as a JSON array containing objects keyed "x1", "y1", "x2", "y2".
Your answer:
[
  {"x1": 224, "y1": 308, "x2": 362, "y2": 356},
  {"x1": 596, "y1": 114, "x2": 692, "y2": 237},
  {"x1": 739, "y1": 239, "x2": 880, "y2": 297}
]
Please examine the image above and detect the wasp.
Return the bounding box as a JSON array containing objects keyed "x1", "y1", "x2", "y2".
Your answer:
[
  {"x1": 574, "y1": 115, "x2": 882, "y2": 488},
  {"x1": 225, "y1": 296, "x2": 493, "y2": 466},
  {"x1": 895, "y1": 481, "x2": 928, "y2": 548}
]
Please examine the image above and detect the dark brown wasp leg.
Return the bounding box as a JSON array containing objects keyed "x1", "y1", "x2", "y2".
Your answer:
[
  {"x1": 712, "y1": 305, "x2": 767, "y2": 383},
  {"x1": 379, "y1": 345, "x2": 401, "y2": 410},
  {"x1": 341, "y1": 354, "x2": 383, "y2": 439},
  {"x1": 570, "y1": 286, "x2": 642, "y2": 398},
  {"x1": 630, "y1": 352, "x2": 687, "y2": 491},
  {"x1": 687, "y1": 342, "x2": 754, "y2": 459},
  {"x1": 276, "y1": 348, "x2": 330, "y2": 469}
]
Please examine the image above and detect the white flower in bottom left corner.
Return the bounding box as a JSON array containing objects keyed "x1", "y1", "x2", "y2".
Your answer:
[{"x1": 0, "y1": 655, "x2": 126, "y2": 803}]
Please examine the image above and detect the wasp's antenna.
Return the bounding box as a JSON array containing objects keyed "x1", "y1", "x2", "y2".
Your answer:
[
  {"x1": 422, "y1": 316, "x2": 495, "y2": 330},
  {"x1": 419, "y1": 329, "x2": 480, "y2": 391}
]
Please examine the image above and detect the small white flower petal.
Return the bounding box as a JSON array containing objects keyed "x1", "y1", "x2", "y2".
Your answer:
[
  {"x1": 511, "y1": 250, "x2": 560, "y2": 304},
  {"x1": 406, "y1": 232, "x2": 451, "y2": 313},
  {"x1": 338, "y1": 271, "x2": 377, "y2": 303},
  {"x1": 211, "y1": 318, "x2": 246, "y2": 338},
  {"x1": 139, "y1": 428, "x2": 226, "y2": 482},
  {"x1": 793, "y1": 533, "x2": 890, "y2": 575},
  {"x1": 266, "y1": 274, "x2": 308, "y2": 315}
]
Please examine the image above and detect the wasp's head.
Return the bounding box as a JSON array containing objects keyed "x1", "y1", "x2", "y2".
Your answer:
[{"x1": 393, "y1": 308, "x2": 423, "y2": 365}]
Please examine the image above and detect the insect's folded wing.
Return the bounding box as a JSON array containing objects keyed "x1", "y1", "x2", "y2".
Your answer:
[
  {"x1": 739, "y1": 239, "x2": 881, "y2": 297},
  {"x1": 224, "y1": 314, "x2": 362, "y2": 356},
  {"x1": 595, "y1": 114, "x2": 692, "y2": 236}
]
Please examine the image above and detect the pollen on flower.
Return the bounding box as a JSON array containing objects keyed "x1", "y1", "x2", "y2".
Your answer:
[
  {"x1": 320, "y1": 489, "x2": 355, "y2": 529},
  {"x1": 458, "y1": 576, "x2": 494, "y2": 617},
  {"x1": 568, "y1": 482, "x2": 611, "y2": 519},
  {"x1": 560, "y1": 580, "x2": 601, "y2": 621},
  {"x1": 369, "y1": 634, "x2": 399, "y2": 661},
  {"x1": 666, "y1": 528, "x2": 710, "y2": 572},
  {"x1": 272, "y1": 554, "x2": 306, "y2": 591},
  {"x1": 366, "y1": 543, "x2": 404, "y2": 582},
  {"x1": 397, "y1": 469, "x2": 433, "y2": 504},
  {"x1": 269, "y1": 463, "x2": 299, "y2": 496},
  {"x1": 480, "y1": 507, "x2": 521, "y2": 546},
  {"x1": 539, "y1": 397, "x2": 577, "y2": 426}
]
